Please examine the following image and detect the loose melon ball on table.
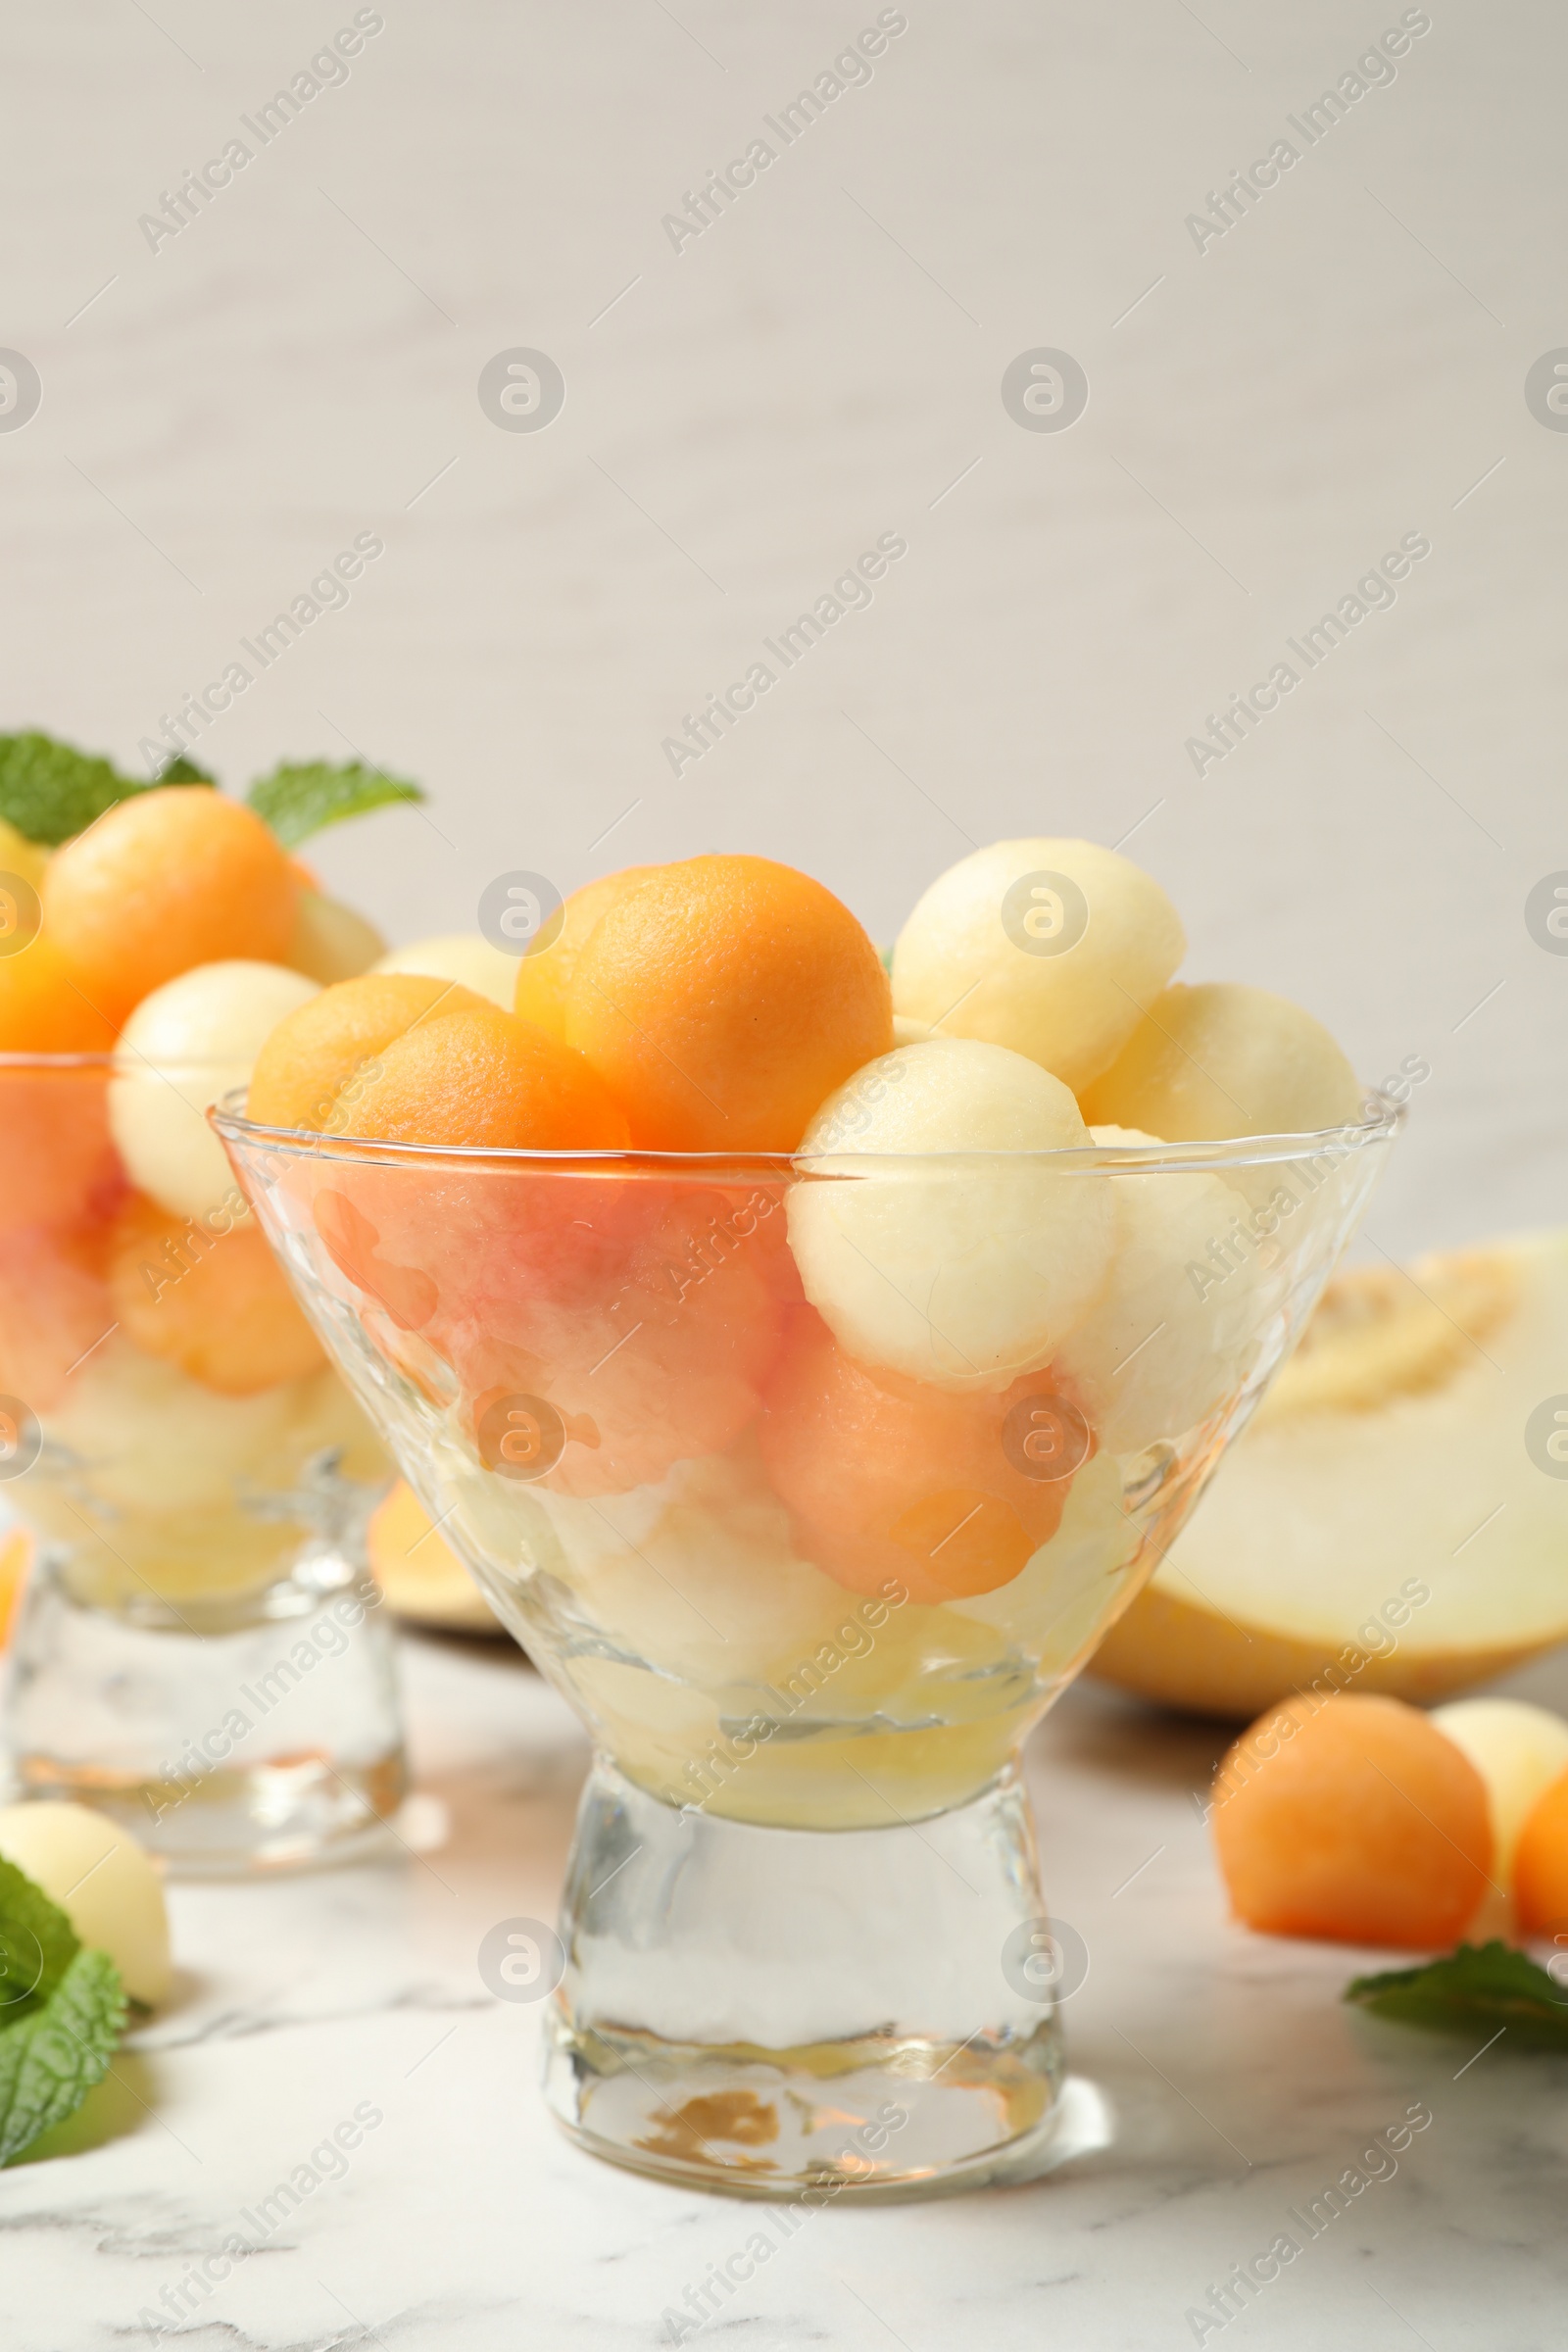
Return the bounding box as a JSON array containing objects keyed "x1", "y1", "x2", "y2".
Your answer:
[
  {"x1": 247, "y1": 972, "x2": 490, "y2": 1133},
  {"x1": 1514, "y1": 1769, "x2": 1568, "y2": 1933},
  {"x1": 109, "y1": 961, "x2": 320, "y2": 1221},
  {"x1": 759, "y1": 1309, "x2": 1088, "y2": 1603},
  {"x1": 787, "y1": 1038, "x2": 1112, "y2": 1391},
  {"x1": 0, "y1": 1802, "x2": 169, "y2": 2005},
  {"x1": 41, "y1": 788, "x2": 298, "y2": 1025},
  {"x1": 1212, "y1": 1693, "x2": 1494, "y2": 1947},
  {"x1": 374, "y1": 933, "x2": 517, "y2": 1011},
  {"x1": 1430, "y1": 1699, "x2": 1568, "y2": 1884},
  {"x1": 288, "y1": 890, "x2": 385, "y2": 984},
  {"x1": 1052, "y1": 1127, "x2": 1264, "y2": 1453},
  {"x1": 513, "y1": 866, "x2": 658, "y2": 1041},
  {"x1": 1080, "y1": 981, "x2": 1363, "y2": 1142},
  {"x1": 107, "y1": 1192, "x2": 324, "y2": 1396},
  {"x1": 891, "y1": 839, "x2": 1186, "y2": 1092},
  {"x1": 563, "y1": 856, "x2": 892, "y2": 1151}
]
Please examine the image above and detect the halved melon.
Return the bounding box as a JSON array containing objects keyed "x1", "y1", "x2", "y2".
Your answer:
[
  {"x1": 368, "y1": 1480, "x2": 502, "y2": 1634},
  {"x1": 1091, "y1": 1231, "x2": 1568, "y2": 1717}
]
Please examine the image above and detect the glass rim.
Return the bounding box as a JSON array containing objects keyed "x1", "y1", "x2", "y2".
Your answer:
[{"x1": 209, "y1": 1084, "x2": 1404, "y2": 1179}]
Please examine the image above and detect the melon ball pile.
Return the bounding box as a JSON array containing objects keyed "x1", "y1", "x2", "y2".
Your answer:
[
  {"x1": 0, "y1": 782, "x2": 400, "y2": 1449},
  {"x1": 247, "y1": 836, "x2": 1366, "y2": 1615},
  {"x1": 1212, "y1": 1691, "x2": 1568, "y2": 1949}
]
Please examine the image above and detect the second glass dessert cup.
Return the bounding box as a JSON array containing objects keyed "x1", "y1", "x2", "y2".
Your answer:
[
  {"x1": 0, "y1": 1053, "x2": 402, "y2": 1872},
  {"x1": 217, "y1": 1096, "x2": 1398, "y2": 2194}
]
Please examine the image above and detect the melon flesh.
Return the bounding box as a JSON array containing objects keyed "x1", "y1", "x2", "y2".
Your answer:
[{"x1": 1090, "y1": 1230, "x2": 1568, "y2": 1716}]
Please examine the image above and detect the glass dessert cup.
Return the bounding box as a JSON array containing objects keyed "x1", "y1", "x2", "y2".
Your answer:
[
  {"x1": 217, "y1": 1094, "x2": 1399, "y2": 2193},
  {"x1": 0, "y1": 1054, "x2": 403, "y2": 1873}
]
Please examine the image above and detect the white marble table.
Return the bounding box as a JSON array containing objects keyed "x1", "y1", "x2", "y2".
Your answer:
[{"x1": 5, "y1": 1625, "x2": 1564, "y2": 2352}]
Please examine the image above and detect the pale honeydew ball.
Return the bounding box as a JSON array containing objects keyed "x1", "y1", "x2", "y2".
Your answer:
[
  {"x1": 288, "y1": 890, "x2": 385, "y2": 984},
  {"x1": 110, "y1": 960, "x2": 320, "y2": 1220},
  {"x1": 787, "y1": 1038, "x2": 1114, "y2": 1391},
  {"x1": 525, "y1": 1447, "x2": 860, "y2": 1690},
  {"x1": 891, "y1": 839, "x2": 1186, "y2": 1094},
  {"x1": 946, "y1": 1452, "x2": 1138, "y2": 1674},
  {"x1": 45, "y1": 1338, "x2": 305, "y2": 1513},
  {"x1": 373, "y1": 933, "x2": 516, "y2": 1011},
  {"x1": 1431, "y1": 1698, "x2": 1568, "y2": 1881},
  {"x1": 1053, "y1": 1128, "x2": 1265, "y2": 1454},
  {"x1": 0, "y1": 1801, "x2": 170, "y2": 2005},
  {"x1": 1079, "y1": 981, "x2": 1363, "y2": 1143}
]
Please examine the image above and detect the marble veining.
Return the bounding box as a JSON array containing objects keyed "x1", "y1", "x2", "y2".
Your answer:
[{"x1": 0, "y1": 1633, "x2": 1562, "y2": 2349}]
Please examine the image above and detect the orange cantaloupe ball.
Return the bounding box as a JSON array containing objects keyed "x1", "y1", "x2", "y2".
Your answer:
[
  {"x1": 0, "y1": 1221, "x2": 117, "y2": 1411},
  {"x1": 247, "y1": 972, "x2": 489, "y2": 1134},
  {"x1": 107, "y1": 1191, "x2": 324, "y2": 1396},
  {"x1": 326, "y1": 1170, "x2": 785, "y2": 1493},
  {"x1": 342, "y1": 1002, "x2": 631, "y2": 1150},
  {"x1": 0, "y1": 1066, "x2": 121, "y2": 1237},
  {"x1": 758, "y1": 1308, "x2": 1080, "y2": 1602},
  {"x1": 41, "y1": 788, "x2": 299, "y2": 1024},
  {"x1": 0, "y1": 937, "x2": 118, "y2": 1052},
  {"x1": 1514, "y1": 1766, "x2": 1568, "y2": 1934},
  {"x1": 513, "y1": 864, "x2": 659, "y2": 1041},
  {"x1": 1211, "y1": 1692, "x2": 1494, "y2": 1948},
  {"x1": 563, "y1": 856, "x2": 893, "y2": 1152}
]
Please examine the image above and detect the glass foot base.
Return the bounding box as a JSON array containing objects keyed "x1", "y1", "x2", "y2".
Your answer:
[
  {"x1": 2, "y1": 1550, "x2": 406, "y2": 1875},
  {"x1": 543, "y1": 1759, "x2": 1064, "y2": 2200}
]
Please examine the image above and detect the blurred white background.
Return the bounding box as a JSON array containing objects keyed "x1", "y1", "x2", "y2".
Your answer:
[{"x1": 4, "y1": 0, "x2": 1563, "y2": 1251}]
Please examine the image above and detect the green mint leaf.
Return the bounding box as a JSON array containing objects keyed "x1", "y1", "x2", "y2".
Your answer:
[
  {"x1": 246, "y1": 759, "x2": 425, "y2": 849},
  {"x1": 0, "y1": 1853, "x2": 80, "y2": 2020},
  {"x1": 0, "y1": 1946, "x2": 126, "y2": 2164},
  {"x1": 158, "y1": 753, "x2": 216, "y2": 785},
  {"x1": 0, "y1": 1856, "x2": 127, "y2": 2164},
  {"x1": 1345, "y1": 1938, "x2": 1568, "y2": 2050},
  {"x1": 0, "y1": 733, "x2": 172, "y2": 847}
]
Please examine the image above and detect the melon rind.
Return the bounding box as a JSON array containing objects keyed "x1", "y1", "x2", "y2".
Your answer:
[{"x1": 1090, "y1": 1230, "x2": 1568, "y2": 1716}]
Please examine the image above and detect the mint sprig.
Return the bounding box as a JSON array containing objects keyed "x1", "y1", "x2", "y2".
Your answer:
[
  {"x1": 0, "y1": 730, "x2": 424, "y2": 854},
  {"x1": 0, "y1": 1852, "x2": 78, "y2": 2020},
  {"x1": 0, "y1": 733, "x2": 208, "y2": 847},
  {"x1": 245, "y1": 759, "x2": 424, "y2": 849},
  {"x1": 1345, "y1": 1939, "x2": 1568, "y2": 2050},
  {"x1": 0, "y1": 1854, "x2": 126, "y2": 2163}
]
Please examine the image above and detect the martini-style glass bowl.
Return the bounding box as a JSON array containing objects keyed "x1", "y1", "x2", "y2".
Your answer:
[
  {"x1": 0, "y1": 1053, "x2": 401, "y2": 1872},
  {"x1": 217, "y1": 1091, "x2": 1397, "y2": 2195}
]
